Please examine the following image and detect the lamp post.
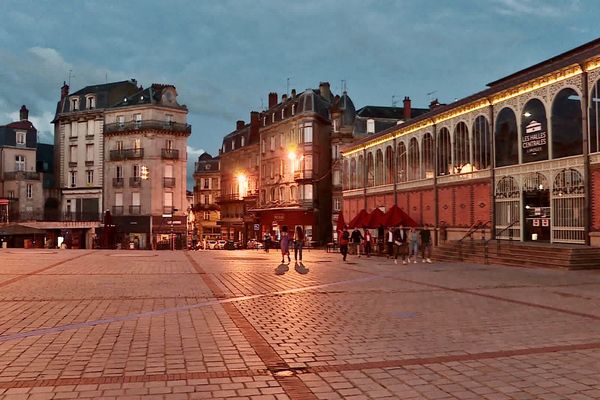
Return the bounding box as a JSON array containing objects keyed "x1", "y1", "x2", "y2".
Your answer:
[{"x1": 171, "y1": 207, "x2": 178, "y2": 251}]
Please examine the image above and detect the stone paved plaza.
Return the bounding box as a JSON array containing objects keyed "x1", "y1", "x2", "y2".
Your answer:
[{"x1": 1, "y1": 248, "x2": 600, "y2": 399}]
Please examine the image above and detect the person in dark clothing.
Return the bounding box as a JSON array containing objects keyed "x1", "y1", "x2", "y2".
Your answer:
[
  {"x1": 393, "y1": 224, "x2": 408, "y2": 264},
  {"x1": 386, "y1": 227, "x2": 395, "y2": 258},
  {"x1": 363, "y1": 227, "x2": 372, "y2": 257},
  {"x1": 294, "y1": 226, "x2": 305, "y2": 262},
  {"x1": 420, "y1": 224, "x2": 432, "y2": 263},
  {"x1": 350, "y1": 228, "x2": 364, "y2": 257},
  {"x1": 377, "y1": 224, "x2": 385, "y2": 255},
  {"x1": 339, "y1": 226, "x2": 350, "y2": 261}
]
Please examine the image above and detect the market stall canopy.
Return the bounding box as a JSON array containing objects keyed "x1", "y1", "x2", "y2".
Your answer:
[
  {"x1": 0, "y1": 224, "x2": 46, "y2": 236},
  {"x1": 366, "y1": 208, "x2": 386, "y2": 228},
  {"x1": 383, "y1": 205, "x2": 418, "y2": 227},
  {"x1": 348, "y1": 209, "x2": 370, "y2": 228}
]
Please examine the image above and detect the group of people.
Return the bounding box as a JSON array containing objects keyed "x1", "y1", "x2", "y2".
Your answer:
[
  {"x1": 338, "y1": 224, "x2": 432, "y2": 264},
  {"x1": 264, "y1": 225, "x2": 305, "y2": 264}
]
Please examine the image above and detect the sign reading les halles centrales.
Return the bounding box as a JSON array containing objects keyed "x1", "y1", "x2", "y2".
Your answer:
[{"x1": 522, "y1": 120, "x2": 548, "y2": 162}]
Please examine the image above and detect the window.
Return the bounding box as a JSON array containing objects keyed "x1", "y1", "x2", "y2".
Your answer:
[
  {"x1": 117, "y1": 115, "x2": 125, "y2": 128},
  {"x1": 241, "y1": 136, "x2": 245, "y2": 147},
  {"x1": 333, "y1": 170, "x2": 341, "y2": 186},
  {"x1": 472, "y1": 116, "x2": 491, "y2": 171},
  {"x1": 290, "y1": 186, "x2": 296, "y2": 201},
  {"x1": 271, "y1": 113, "x2": 275, "y2": 123},
  {"x1": 133, "y1": 138, "x2": 141, "y2": 149},
  {"x1": 70, "y1": 145, "x2": 77, "y2": 163},
  {"x1": 552, "y1": 88, "x2": 582, "y2": 159},
  {"x1": 116, "y1": 165, "x2": 122, "y2": 179},
  {"x1": 280, "y1": 133, "x2": 284, "y2": 148},
  {"x1": 279, "y1": 159, "x2": 284, "y2": 176},
  {"x1": 261, "y1": 139, "x2": 266, "y2": 154},
  {"x1": 269, "y1": 161, "x2": 274, "y2": 179},
  {"x1": 86, "y1": 144, "x2": 94, "y2": 162},
  {"x1": 270, "y1": 136, "x2": 275, "y2": 151},
  {"x1": 164, "y1": 192, "x2": 173, "y2": 207},
  {"x1": 71, "y1": 97, "x2": 79, "y2": 111},
  {"x1": 270, "y1": 188, "x2": 275, "y2": 201},
  {"x1": 303, "y1": 124, "x2": 313, "y2": 143},
  {"x1": 134, "y1": 113, "x2": 142, "y2": 128},
  {"x1": 384, "y1": 145, "x2": 394, "y2": 184},
  {"x1": 8, "y1": 190, "x2": 14, "y2": 199},
  {"x1": 375, "y1": 149, "x2": 384, "y2": 185},
  {"x1": 521, "y1": 99, "x2": 548, "y2": 163},
  {"x1": 86, "y1": 170, "x2": 94, "y2": 185},
  {"x1": 408, "y1": 138, "x2": 420, "y2": 180},
  {"x1": 495, "y1": 107, "x2": 519, "y2": 167},
  {"x1": 86, "y1": 95, "x2": 95, "y2": 109},
  {"x1": 70, "y1": 171, "x2": 76, "y2": 187},
  {"x1": 332, "y1": 145, "x2": 339, "y2": 161},
  {"x1": 15, "y1": 155, "x2": 25, "y2": 171},
  {"x1": 367, "y1": 119, "x2": 376, "y2": 134},
  {"x1": 133, "y1": 164, "x2": 140, "y2": 178},
  {"x1": 165, "y1": 114, "x2": 173, "y2": 125},
  {"x1": 333, "y1": 119, "x2": 339, "y2": 133},
  {"x1": 132, "y1": 192, "x2": 140, "y2": 206},
  {"x1": 115, "y1": 192, "x2": 123, "y2": 206},
  {"x1": 203, "y1": 211, "x2": 210, "y2": 220},
  {"x1": 334, "y1": 197, "x2": 341, "y2": 211},
  {"x1": 164, "y1": 164, "x2": 173, "y2": 178},
  {"x1": 116, "y1": 140, "x2": 124, "y2": 151},
  {"x1": 437, "y1": 128, "x2": 451, "y2": 176},
  {"x1": 26, "y1": 184, "x2": 32, "y2": 199},
  {"x1": 212, "y1": 177, "x2": 218, "y2": 189},
  {"x1": 166, "y1": 139, "x2": 173, "y2": 150},
  {"x1": 203, "y1": 178, "x2": 209, "y2": 189},
  {"x1": 292, "y1": 104, "x2": 295, "y2": 115},
  {"x1": 279, "y1": 186, "x2": 285, "y2": 201},
  {"x1": 453, "y1": 122, "x2": 469, "y2": 172},
  {"x1": 16, "y1": 131, "x2": 25, "y2": 145},
  {"x1": 281, "y1": 109, "x2": 285, "y2": 119},
  {"x1": 303, "y1": 184, "x2": 313, "y2": 200}
]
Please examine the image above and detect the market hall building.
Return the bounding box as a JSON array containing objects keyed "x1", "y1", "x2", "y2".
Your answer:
[{"x1": 341, "y1": 37, "x2": 600, "y2": 247}]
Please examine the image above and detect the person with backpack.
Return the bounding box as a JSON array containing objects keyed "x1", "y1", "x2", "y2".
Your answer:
[
  {"x1": 339, "y1": 226, "x2": 350, "y2": 261},
  {"x1": 294, "y1": 225, "x2": 305, "y2": 262}
]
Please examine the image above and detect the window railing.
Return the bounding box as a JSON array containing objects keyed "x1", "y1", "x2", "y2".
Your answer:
[
  {"x1": 109, "y1": 150, "x2": 125, "y2": 161},
  {"x1": 129, "y1": 177, "x2": 142, "y2": 187},
  {"x1": 69, "y1": 162, "x2": 78, "y2": 167},
  {"x1": 112, "y1": 206, "x2": 124, "y2": 216},
  {"x1": 294, "y1": 169, "x2": 314, "y2": 181},
  {"x1": 129, "y1": 205, "x2": 141, "y2": 215},
  {"x1": 163, "y1": 206, "x2": 174, "y2": 215},
  {"x1": 125, "y1": 148, "x2": 144, "y2": 159},
  {"x1": 3, "y1": 171, "x2": 40, "y2": 180},
  {"x1": 85, "y1": 160, "x2": 94, "y2": 166},
  {"x1": 163, "y1": 177, "x2": 175, "y2": 187},
  {"x1": 104, "y1": 120, "x2": 191, "y2": 134},
  {"x1": 161, "y1": 148, "x2": 179, "y2": 159},
  {"x1": 113, "y1": 177, "x2": 124, "y2": 187}
]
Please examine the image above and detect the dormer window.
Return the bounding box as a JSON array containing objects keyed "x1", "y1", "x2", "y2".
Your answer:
[
  {"x1": 367, "y1": 119, "x2": 375, "y2": 134},
  {"x1": 231, "y1": 139, "x2": 235, "y2": 150},
  {"x1": 70, "y1": 97, "x2": 79, "y2": 111},
  {"x1": 85, "y1": 95, "x2": 95, "y2": 109},
  {"x1": 263, "y1": 117, "x2": 266, "y2": 126},
  {"x1": 271, "y1": 113, "x2": 275, "y2": 123},
  {"x1": 291, "y1": 104, "x2": 295, "y2": 115},
  {"x1": 16, "y1": 131, "x2": 26, "y2": 145},
  {"x1": 281, "y1": 109, "x2": 285, "y2": 119},
  {"x1": 241, "y1": 136, "x2": 245, "y2": 147}
]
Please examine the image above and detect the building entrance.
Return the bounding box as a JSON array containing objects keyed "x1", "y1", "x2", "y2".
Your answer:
[{"x1": 523, "y1": 189, "x2": 550, "y2": 242}]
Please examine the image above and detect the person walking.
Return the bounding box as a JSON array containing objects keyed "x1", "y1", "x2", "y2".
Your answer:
[
  {"x1": 339, "y1": 226, "x2": 350, "y2": 261},
  {"x1": 280, "y1": 225, "x2": 291, "y2": 263},
  {"x1": 377, "y1": 224, "x2": 385, "y2": 256},
  {"x1": 386, "y1": 227, "x2": 394, "y2": 258},
  {"x1": 408, "y1": 226, "x2": 419, "y2": 263},
  {"x1": 363, "y1": 227, "x2": 372, "y2": 258},
  {"x1": 393, "y1": 224, "x2": 408, "y2": 264},
  {"x1": 350, "y1": 227, "x2": 363, "y2": 257},
  {"x1": 294, "y1": 225, "x2": 305, "y2": 262},
  {"x1": 264, "y1": 232, "x2": 272, "y2": 253},
  {"x1": 420, "y1": 224, "x2": 432, "y2": 263}
]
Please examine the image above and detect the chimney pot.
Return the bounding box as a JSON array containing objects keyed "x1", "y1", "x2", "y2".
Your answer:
[
  {"x1": 268, "y1": 92, "x2": 278, "y2": 109},
  {"x1": 19, "y1": 105, "x2": 29, "y2": 121},
  {"x1": 61, "y1": 81, "x2": 69, "y2": 100},
  {"x1": 291, "y1": 89, "x2": 297, "y2": 98},
  {"x1": 403, "y1": 96, "x2": 411, "y2": 120},
  {"x1": 236, "y1": 120, "x2": 245, "y2": 130}
]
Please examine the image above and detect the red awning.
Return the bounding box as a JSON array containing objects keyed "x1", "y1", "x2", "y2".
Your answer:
[
  {"x1": 366, "y1": 208, "x2": 386, "y2": 228},
  {"x1": 348, "y1": 209, "x2": 370, "y2": 228},
  {"x1": 383, "y1": 205, "x2": 418, "y2": 227}
]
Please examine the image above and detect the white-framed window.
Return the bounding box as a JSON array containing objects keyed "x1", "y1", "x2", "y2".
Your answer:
[
  {"x1": 164, "y1": 164, "x2": 173, "y2": 178},
  {"x1": 134, "y1": 113, "x2": 142, "y2": 128},
  {"x1": 303, "y1": 124, "x2": 313, "y2": 143},
  {"x1": 132, "y1": 192, "x2": 140, "y2": 206},
  {"x1": 70, "y1": 97, "x2": 79, "y2": 111},
  {"x1": 70, "y1": 145, "x2": 77, "y2": 163},
  {"x1": 85, "y1": 95, "x2": 95, "y2": 109},
  {"x1": 333, "y1": 170, "x2": 341, "y2": 185},
  {"x1": 292, "y1": 104, "x2": 295, "y2": 115},
  {"x1": 203, "y1": 211, "x2": 210, "y2": 220},
  {"x1": 70, "y1": 171, "x2": 76, "y2": 187},
  {"x1": 270, "y1": 136, "x2": 275, "y2": 151},
  {"x1": 15, "y1": 155, "x2": 25, "y2": 171},
  {"x1": 115, "y1": 192, "x2": 123, "y2": 206},
  {"x1": 334, "y1": 197, "x2": 341, "y2": 211},
  {"x1": 86, "y1": 144, "x2": 94, "y2": 162},
  {"x1": 271, "y1": 113, "x2": 275, "y2": 123},
  {"x1": 261, "y1": 139, "x2": 266, "y2": 154},
  {"x1": 303, "y1": 184, "x2": 313, "y2": 200},
  {"x1": 333, "y1": 119, "x2": 339, "y2": 133},
  {"x1": 304, "y1": 154, "x2": 313, "y2": 172},
  {"x1": 241, "y1": 136, "x2": 245, "y2": 147},
  {"x1": 117, "y1": 115, "x2": 125, "y2": 128},
  {"x1": 164, "y1": 192, "x2": 173, "y2": 208},
  {"x1": 367, "y1": 119, "x2": 375, "y2": 134},
  {"x1": 16, "y1": 131, "x2": 26, "y2": 145},
  {"x1": 332, "y1": 145, "x2": 339, "y2": 160},
  {"x1": 26, "y1": 184, "x2": 32, "y2": 199},
  {"x1": 232, "y1": 139, "x2": 235, "y2": 150},
  {"x1": 86, "y1": 170, "x2": 93, "y2": 185},
  {"x1": 263, "y1": 116, "x2": 266, "y2": 126}
]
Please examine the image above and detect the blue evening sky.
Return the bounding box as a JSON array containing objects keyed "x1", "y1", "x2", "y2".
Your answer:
[{"x1": 0, "y1": 0, "x2": 598, "y2": 189}]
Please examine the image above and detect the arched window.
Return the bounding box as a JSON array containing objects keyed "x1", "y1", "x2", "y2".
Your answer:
[
  {"x1": 397, "y1": 141, "x2": 407, "y2": 182},
  {"x1": 375, "y1": 149, "x2": 384, "y2": 185},
  {"x1": 408, "y1": 138, "x2": 420, "y2": 180},
  {"x1": 453, "y1": 122, "x2": 469, "y2": 173},
  {"x1": 270, "y1": 187, "x2": 276, "y2": 202},
  {"x1": 495, "y1": 108, "x2": 518, "y2": 167},
  {"x1": 552, "y1": 88, "x2": 582, "y2": 159},
  {"x1": 279, "y1": 186, "x2": 285, "y2": 201},
  {"x1": 358, "y1": 155, "x2": 364, "y2": 188},
  {"x1": 342, "y1": 159, "x2": 349, "y2": 190},
  {"x1": 350, "y1": 158, "x2": 357, "y2": 189},
  {"x1": 290, "y1": 186, "x2": 297, "y2": 201},
  {"x1": 422, "y1": 133, "x2": 434, "y2": 178},
  {"x1": 384, "y1": 145, "x2": 394, "y2": 184},
  {"x1": 553, "y1": 168, "x2": 585, "y2": 243},
  {"x1": 521, "y1": 99, "x2": 548, "y2": 163},
  {"x1": 590, "y1": 79, "x2": 600, "y2": 153},
  {"x1": 366, "y1": 152, "x2": 375, "y2": 187},
  {"x1": 437, "y1": 128, "x2": 451, "y2": 176},
  {"x1": 473, "y1": 115, "x2": 490, "y2": 170}
]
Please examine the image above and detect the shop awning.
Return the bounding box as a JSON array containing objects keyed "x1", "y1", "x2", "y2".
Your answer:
[
  {"x1": 383, "y1": 205, "x2": 418, "y2": 227},
  {"x1": 366, "y1": 208, "x2": 386, "y2": 228},
  {"x1": 0, "y1": 224, "x2": 46, "y2": 236},
  {"x1": 348, "y1": 209, "x2": 370, "y2": 228}
]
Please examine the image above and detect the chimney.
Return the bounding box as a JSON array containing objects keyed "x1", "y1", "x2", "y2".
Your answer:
[
  {"x1": 61, "y1": 81, "x2": 69, "y2": 100},
  {"x1": 19, "y1": 105, "x2": 29, "y2": 121},
  {"x1": 429, "y1": 98, "x2": 440, "y2": 109},
  {"x1": 268, "y1": 92, "x2": 278, "y2": 109},
  {"x1": 403, "y1": 96, "x2": 411, "y2": 120},
  {"x1": 236, "y1": 120, "x2": 245, "y2": 130},
  {"x1": 291, "y1": 89, "x2": 297, "y2": 98},
  {"x1": 281, "y1": 94, "x2": 287, "y2": 102},
  {"x1": 319, "y1": 82, "x2": 332, "y2": 101},
  {"x1": 250, "y1": 111, "x2": 260, "y2": 128}
]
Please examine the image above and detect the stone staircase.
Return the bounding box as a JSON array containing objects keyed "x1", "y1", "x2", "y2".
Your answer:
[{"x1": 433, "y1": 240, "x2": 600, "y2": 270}]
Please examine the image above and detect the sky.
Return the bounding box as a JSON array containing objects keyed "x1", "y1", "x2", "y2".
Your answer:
[{"x1": 1, "y1": 0, "x2": 599, "y2": 189}]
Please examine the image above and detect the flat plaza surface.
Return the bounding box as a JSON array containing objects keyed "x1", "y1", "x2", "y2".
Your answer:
[{"x1": 1, "y1": 249, "x2": 600, "y2": 399}]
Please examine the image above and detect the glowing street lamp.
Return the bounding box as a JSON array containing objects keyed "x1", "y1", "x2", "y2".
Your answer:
[{"x1": 236, "y1": 173, "x2": 248, "y2": 198}]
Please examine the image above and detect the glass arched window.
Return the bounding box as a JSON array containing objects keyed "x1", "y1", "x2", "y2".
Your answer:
[
  {"x1": 552, "y1": 88, "x2": 582, "y2": 159},
  {"x1": 453, "y1": 122, "x2": 469, "y2": 173},
  {"x1": 408, "y1": 138, "x2": 420, "y2": 180},
  {"x1": 384, "y1": 145, "x2": 394, "y2": 184},
  {"x1": 342, "y1": 159, "x2": 349, "y2": 190},
  {"x1": 375, "y1": 149, "x2": 384, "y2": 185},
  {"x1": 590, "y1": 79, "x2": 600, "y2": 153},
  {"x1": 495, "y1": 107, "x2": 518, "y2": 167},
  {"x1": 366, "y1": 152, "x2": 375, "y2": 187},
  {"x1": 422, "y1": 133, "x2": 434, "y2": 178},
  {"x1": 350, "y1": 158, "x2": 357, "y2": 189},
  {"x1": 473, "y1": 115, "x2": 490, "y2": 170},
  {"x1": 521, "y1": 98, "x2": 548, "y2": 163},
  {"x1": 397, "y1": 141, "x2": 407, "y2": 183},
  {"x1": 437, "y1": 128, "x2": 451, "y2": 176},
  {"x1": 358, "y1": 155, "x2": 364, "y2": 188}
]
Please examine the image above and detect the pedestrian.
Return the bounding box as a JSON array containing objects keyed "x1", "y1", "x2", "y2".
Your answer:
[
  {"x1": 350, "y1": 227, "x2": 363, "y2": 257},
  {"x1": 408, "y1": 226, "x2": 419, "y2": 263},
  {"x1": 420, "y1": 224, "x2": 432, "y2": 263},
  {"x1": 280, "y1": 225, "x2": 291, "y2": 264},
  {"x1": 264, "y1": 232, "x2": 272, "y2": 253},
  {"x1": 386, "y1": 226, "x2": 394, "y2": 258},
  {"x1": 363, "y1": 227, "x2": 372, "y2": 257},
  {"x1": 393, "y1": 224, "x2": 408, "y2": 264},
  {"x1": 377, "y1": 224, "x2": 385, "y2": 255},
  {"x1": 294, "y1": 225, "x2": 304, "y2": 262},
  {"x1": 339, "y1": 226, "x2": 350, "y2": 261}
]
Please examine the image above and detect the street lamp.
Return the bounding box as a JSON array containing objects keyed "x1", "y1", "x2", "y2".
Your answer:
[{"x1": 236, "y1": 173, "x2": 248, "y2": 198}]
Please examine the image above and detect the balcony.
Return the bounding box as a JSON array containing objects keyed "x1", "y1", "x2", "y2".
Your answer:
[
  {"x1": 163, "y1": 177, "x2": 175, "y2": 188},
  {"x1": 109, "y1": 150, "x2": 125, "y2": 161},
  {"x1": 3, "y1": 171, "x2": 40, "y2": 181},
  {"x1": 294, "y1": 169, "x2": 314, "y2": 182},
  {"x1": 104, "y1": 120, "x2": 191, "y2": 134},
  {"x1": 129, "y1": 177, "x2": 142, "y2": 187},
  {"x1": 129, "y1": 205, "x2": 141, "y2": 215},
  {"x1": 161, "y1": 148, "x2": 179, "y2": 159},
  {"x1": 69, "y1": 162, "x2": 78, "y2": 167},
  {"x1": 112, "y1": 206, "x2": 124, "y2": 216},
  {"x1": 163, "y1": 206, "x2": 175, "y2": 215},
  {"x1": 112, "y1": 177, "x2": 124, "y2": 187},
  {"x1": 85, "y1": 160, "x2": 94, "y2": 166},
  {"x1": 125, "y1": 148, "x2": 144, "y2": 159}
]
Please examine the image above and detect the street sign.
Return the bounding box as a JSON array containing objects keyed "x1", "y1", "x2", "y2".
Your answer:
[
  {"x1": 162, "y1": 214, "x2": 172, "y2": 218},
  {"x1": 253, "y1": 224, "x2": 260, "y2": 231}
]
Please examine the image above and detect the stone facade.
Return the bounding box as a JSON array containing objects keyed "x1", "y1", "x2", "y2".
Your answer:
[{"x1": 193, "y1": 152, "x2": 221, "y2": 241}]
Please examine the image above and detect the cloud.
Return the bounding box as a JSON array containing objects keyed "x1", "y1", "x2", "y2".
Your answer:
[{"x1": 493, "y1": 0, "x2": 580, "y2": 17}]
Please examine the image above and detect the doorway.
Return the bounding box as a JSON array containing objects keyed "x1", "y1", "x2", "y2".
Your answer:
[{"x1": 523, "y1": 188, "x2": 550, "y2": 242}]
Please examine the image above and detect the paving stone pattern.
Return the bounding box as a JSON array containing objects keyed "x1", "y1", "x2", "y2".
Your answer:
[{"x1": 1, "y1": 248, "x2": 600, "y2": 399}]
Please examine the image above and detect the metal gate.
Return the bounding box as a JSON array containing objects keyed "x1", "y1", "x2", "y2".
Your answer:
[
  {"x1": 495, "y1": 176, "x2": 520, "y2": 240},
  {"x1": 552, "y1": 168, "x2": 585, "y2": 243}
]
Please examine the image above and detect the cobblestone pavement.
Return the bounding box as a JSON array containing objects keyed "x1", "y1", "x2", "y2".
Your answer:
[{"x1": 1, "y1": 248, "x2": 600, "y2": 399}]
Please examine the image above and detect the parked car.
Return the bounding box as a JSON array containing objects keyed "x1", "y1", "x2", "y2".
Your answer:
[
  {"x1": 246, "y1": 239, "x2": 264, "y2": 249},
  {"x1": 216, "y1": 239, "x2": 227, "y2": 249},
  {"x1": 224, "y1": 240, "x2": 237, "y2": 250},
  {"x1": 207, "y1": 240, "x2": 218, "y2": 250}
]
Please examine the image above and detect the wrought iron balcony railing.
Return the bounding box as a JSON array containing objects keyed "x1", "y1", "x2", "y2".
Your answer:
[
  {"x1": 112, "y1": 177, "x2": 124, "y2": 187},
  {"x1": 109, "y1": 148, "x2": 144, "y2": 161},
  {"x1": 129, "y1": 205, "x2": 141, "y2": 215},
  {"x1": 163, "y1": 177, "x2": 175, "y2": 187},
  {"x1": 104, "y1": 120, "x2": 191, "y2": 134},
  {"x1": 112, "y1": 206, "x2": 124, "y2": 216},
  {"x1": 3, "y1": 171, "x2": 41, "y2": 181},
  {"x1": 161, "y1": 148, "x2": 179, "y2": 159},
  {"x1": 129, "y1": 177, "x2": 142, "y2": 187}
]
